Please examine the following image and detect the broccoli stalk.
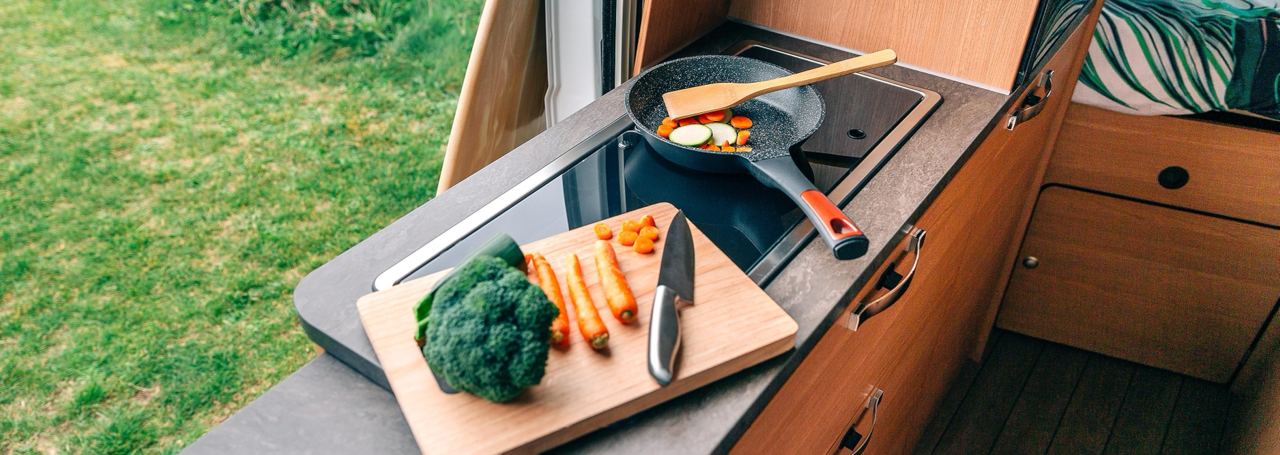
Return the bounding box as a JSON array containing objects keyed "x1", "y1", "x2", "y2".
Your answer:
[{"x1": 423, "y1": 255, "x2": 558, "y2": 402}]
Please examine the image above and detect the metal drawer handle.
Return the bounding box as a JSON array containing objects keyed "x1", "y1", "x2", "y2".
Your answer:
[
  {"x1": 848, "y1": 228, "x2": 926, "y2": 331},
  {"x1": 840, "y1": 387, "x2": 884, "y2": 455},
  {"x1": 1006, "y1": 69, "x2": 1054, "y2": 130}
]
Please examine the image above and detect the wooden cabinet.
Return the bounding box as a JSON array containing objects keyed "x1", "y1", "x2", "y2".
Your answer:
[
  {"x1": 1019, "y1": 186, "x2": 1280, "y2": 379},
  {"x1": 734, "y1": 4, "x2": 1102, "y2": 453},
  {"x1": 1001, "y1": 67, "x2": 1280, "y2": 383},
  {"x1": 999, "y1": 188, "x2": 1280, "y2": 383},
  {"x1": 1048, "y1": 103, "x2": 1280, "y2": 226}
]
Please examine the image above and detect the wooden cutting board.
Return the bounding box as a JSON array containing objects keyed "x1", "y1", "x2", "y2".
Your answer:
[{"x1": 357, "y1": 202, "x2": 797, "y2": 454}]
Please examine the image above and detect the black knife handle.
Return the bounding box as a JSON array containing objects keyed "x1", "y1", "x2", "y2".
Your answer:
[{"x1": 648, "y1": 284, "x2": 683, "y2": 386}]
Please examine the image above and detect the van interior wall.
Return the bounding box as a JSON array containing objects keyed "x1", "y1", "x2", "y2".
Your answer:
[{"x1": 726, "y1": 0, "x2": 1040, "y2": 90}]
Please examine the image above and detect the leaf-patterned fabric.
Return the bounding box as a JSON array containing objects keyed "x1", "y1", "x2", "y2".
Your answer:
[{"x1": 1073, "y1": 0, "x2": 1280, "y2": 119}]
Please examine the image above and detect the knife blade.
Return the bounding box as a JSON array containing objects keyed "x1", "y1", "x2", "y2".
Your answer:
[{"x1": 649, "y1": 211, "x2": 695, "y2": 386}]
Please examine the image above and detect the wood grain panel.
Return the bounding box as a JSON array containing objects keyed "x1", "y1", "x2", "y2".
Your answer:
[
  {"x1": 989, "y1": 343, "x2": 1090, "y2": 455},
  {"x1": 1103, "y1": 366, "x2": 1182, "y2": 454},
  {"x1": 633, "y1": 0, "x2": 729, "y2": 74},
  {"x1": 438, "y1": 0, "x2": 547, "y2": 193},
  {"x1": 1047, "y1": 355, "x2": 1135, "y2": 454},
  {"x1": 358, "y1": 203, "x2": 797, "y2": 454},
  {"x1": 1048, "y1": 103, "x2": 1280, "y2": 226},
  {"x1": 728, "y1": 0, "x2": 1041, "y2": 90},
  {"x1": 1163, "y1": 378, "x2": 1232, "y2": 454},
  {"x1": 932, "y1": 333, "x2": 1043, "y2": 453},
  {"x1": 998, "y1": 187, "x2": 1280, "y2": 382}
]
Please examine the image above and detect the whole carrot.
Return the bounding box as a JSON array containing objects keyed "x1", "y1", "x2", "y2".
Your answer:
[
  {"x1": 531, "y1": 253, "x2": 571, "y2": 349},
  {"x1": 567, "y1": 254, "x2": 609, "y2": 349},
  {"x1": 593, "y1": 240, "x2": 638, "y2": 324}
]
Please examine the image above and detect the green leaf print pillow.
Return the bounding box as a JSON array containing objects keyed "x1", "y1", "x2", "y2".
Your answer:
[{"x1": 1074, "y1": 0, "x2": 1280, "y2": 119}]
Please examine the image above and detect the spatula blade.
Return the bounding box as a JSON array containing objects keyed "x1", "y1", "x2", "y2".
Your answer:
[{"x1": 662, "y1": 82, "x2": 748, "y2": 120}]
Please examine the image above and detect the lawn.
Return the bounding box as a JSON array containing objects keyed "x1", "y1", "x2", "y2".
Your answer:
[{"x1": 0, "y1": 0, "x2": 481, "y2": 452}]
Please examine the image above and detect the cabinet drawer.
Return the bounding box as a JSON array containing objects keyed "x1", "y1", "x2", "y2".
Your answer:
[
  {"x1": 734, "y1": 230, "x2": 919, "y2": 454},
  {"x1": 998, "y1": 187, "x2": 1280, "y2": 382},
  {"x1": 1047, "y1": 103, "x2": 1280, "y2": 226}
]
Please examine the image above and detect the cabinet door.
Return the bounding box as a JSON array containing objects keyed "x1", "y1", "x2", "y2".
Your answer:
[
  {"x1": 848, "y1": 4, "x2": 1104, "y2": 452},
  {"x1": 998, "y1": 187, "x2": 1280, "y2": 382},
  {"x1": 733, "y1": 232, "x2": 916, "y2": 454}
]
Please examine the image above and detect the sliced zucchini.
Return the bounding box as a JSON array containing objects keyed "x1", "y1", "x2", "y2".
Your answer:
[
  {"x1": 706, "y1": 122, "x2": 737, "y2": 145},
  {"x1": 669, "y1": 124, "x2": 712, "y2": 147}
]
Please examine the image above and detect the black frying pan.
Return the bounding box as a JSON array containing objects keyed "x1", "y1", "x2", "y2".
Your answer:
[{"x1": 625, "y1": 55, "x2": 870, "y2": 260}]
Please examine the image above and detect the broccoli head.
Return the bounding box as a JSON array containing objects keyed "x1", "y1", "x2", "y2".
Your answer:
[{"x1": 423, "y1": 255, "x2": 558, "y2": 402}]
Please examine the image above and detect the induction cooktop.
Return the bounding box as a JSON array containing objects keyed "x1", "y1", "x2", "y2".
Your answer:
[{"x1": 373, "y1": 43, "x2": 941, "y2": 290}]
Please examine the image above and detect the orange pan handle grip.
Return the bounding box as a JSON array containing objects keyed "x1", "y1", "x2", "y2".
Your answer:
[{"x1": 800, "y1": 190, "x2": 869, "y2": 260}]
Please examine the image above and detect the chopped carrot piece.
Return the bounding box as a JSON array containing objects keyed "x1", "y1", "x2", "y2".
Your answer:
[
  {"x1": 618, "y1": 230, "x2": 639, "y2": 246},
  {"x1": 639, "y1": 225, "x2": 659, "y2": 241},
  {"x1": 722, "y1": 145, "x2": 737, "y2": 152},
  {"x1": 633, "y1": 236, "x2": 655, "y2": 254},
  {"x1": 730, "y1": 116, "x2": 753, "y2": 129},
  {"x1": 593, "y1": 222, "x2": 613, "y2": 240},
  {"x1": 704, "y1": 110, "x2": 728, "y2": 122},
  {"x1": 656, "y1": 124, "x2": 673, "y2": 138},
  {"x1": 640, "y1": 215, "x2": 656, "y2": 228},
  {"x1": 678, "y1": 118, "x2": 699, "y2": 127},
  {"x1": 698, "y1": 113, "x2": 715, "y2": 124},
  {"x1": 736, "y1": 129, "x2": 750, "y2": 145},
  {"x1": 738, "y1": 146, "x2": 752, "y2": 152},
  {"x1": 661, "y1": 117, "x2": 677, "y2": 128},
  {"x1": 709, "y1": 145, "x2": 722, "y2": 151},
  {"x1": 622, "y1": 220, "x2": 642, "y2": 233}
]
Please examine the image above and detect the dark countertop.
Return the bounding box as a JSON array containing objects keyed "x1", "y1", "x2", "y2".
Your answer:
[{"x1": 188, "y1": 21, "x2": 1028, "y2": 454}]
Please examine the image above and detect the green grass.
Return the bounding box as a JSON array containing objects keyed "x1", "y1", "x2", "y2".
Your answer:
[{"x1": 0, "y1": 0, "x2": 482, "y2": 452}]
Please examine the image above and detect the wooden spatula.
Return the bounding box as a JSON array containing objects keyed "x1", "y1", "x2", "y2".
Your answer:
[{"x1": 662, "y1": 49, "x2": 899, "y2": 120}]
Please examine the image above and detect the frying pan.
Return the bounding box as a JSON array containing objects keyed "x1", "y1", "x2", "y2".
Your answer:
[{"x1": 625, "y1": 55, "x2": 870, "y2": 260}]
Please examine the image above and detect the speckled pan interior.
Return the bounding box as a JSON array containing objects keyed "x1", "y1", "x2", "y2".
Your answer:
[{"x1": 625, "y1": 55, "x2": 825, "y2": 162}]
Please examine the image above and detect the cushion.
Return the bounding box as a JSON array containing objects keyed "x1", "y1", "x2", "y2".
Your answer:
[{"x1": 1073, "y1": 0, "x2": 1280, "y2": 119}]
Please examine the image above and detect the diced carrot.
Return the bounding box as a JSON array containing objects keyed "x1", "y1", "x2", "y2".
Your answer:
[
  {"x1": 708, "y1": 145, "x2": 722, "y2": 151},
  {"x1": 618, "y1": 230, "x2": 638, "y2": 246},
  {"x1": 720, "y1": 140, "x2": 731, "y2": 147},
  {"x1": 633, "y1": 236, "x2": 655, "y2": 254},
  {"x1": 738, "y1": 146, "x2": 752, "y2": 152},
  {"x1": 736, "y1": 129, "x2": 750, "y2": 145},
  {"x1": 656, "y1": 124, "x2": 673, "y2": 138},
  {"x1": 622, "y1": 220, "x2": 642, "y2": 233},
  {"x1": 698, "y1": 113, "x2": 715, "y2": 124},
  {"x1": 640, "y1": 215, "x2": 656, "y2": 228},
  {"x1": 639, "y1": 225, "x2": 659, "y2": 241},
  {"x1": 593, "y1": 222, "x2": 613, "y2": 240},
  {"x1": 730, "y1": 116, "x2": 753, "y2": 129},
  {"x1": 704, "y1": 110, "x2": 727, "y2": 122},
  {"x1": 678, "y1": 118, "x2": 699, "y2": 127},
  {"x1": 661, "y1": 117, "x2": 677, "y2": 128},
  {"x1": 722, "y1": 145, "x2": 737, "y2": 152}
]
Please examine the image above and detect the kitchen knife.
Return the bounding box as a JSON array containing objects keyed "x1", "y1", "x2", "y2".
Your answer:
[{"x1": 649, "y1": 211, "x2": 695, "y2": 386}]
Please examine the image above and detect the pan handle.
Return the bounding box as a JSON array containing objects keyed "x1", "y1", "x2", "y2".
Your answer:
[{"x1": 749, "y1": 157, "x2": 870, "y2": 260}]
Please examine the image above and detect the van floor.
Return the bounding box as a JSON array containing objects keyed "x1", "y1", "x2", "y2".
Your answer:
[{"x1": 915, "y1": 330, "x2": 1234, "y2": 455}]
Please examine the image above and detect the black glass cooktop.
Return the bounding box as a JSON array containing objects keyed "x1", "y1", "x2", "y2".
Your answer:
[{"x1": 392, "y1": 44, "x2": 937, "y2": 287}]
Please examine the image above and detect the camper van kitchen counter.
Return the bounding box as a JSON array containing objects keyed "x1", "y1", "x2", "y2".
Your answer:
[{"x1": 185, "y1": 13, "x2": 1092, "y2": 455}]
